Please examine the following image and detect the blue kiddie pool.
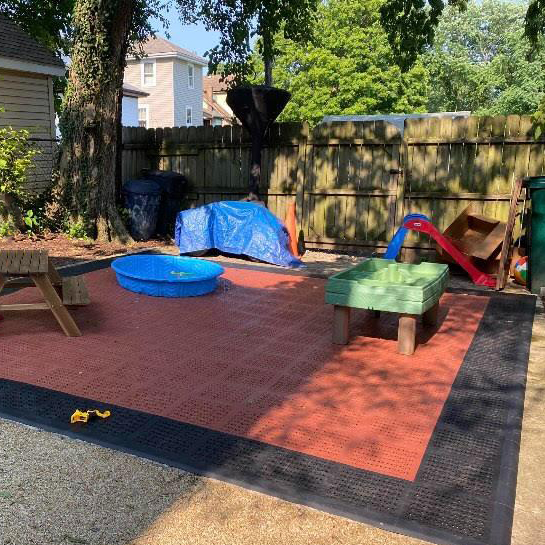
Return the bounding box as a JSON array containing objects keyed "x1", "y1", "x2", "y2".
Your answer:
[{"x1": 111, "y1": 255, "x2": 224, "y2": 297}]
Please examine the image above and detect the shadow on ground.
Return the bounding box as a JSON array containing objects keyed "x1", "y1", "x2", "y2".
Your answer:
[{"x1": 0, "y1": 255, "x2": 536, "y2": 545}]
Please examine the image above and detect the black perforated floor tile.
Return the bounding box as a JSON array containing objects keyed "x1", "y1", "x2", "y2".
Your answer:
[{"x1": 0, "y1": 260, "x2": 536, "y2": 545}]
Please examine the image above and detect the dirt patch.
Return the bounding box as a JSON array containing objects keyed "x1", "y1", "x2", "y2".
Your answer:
[
  {"x1": 0, "y1": 233, "x2": 364, "y2": 273},
  {"x1": 0, "y1": 234, "x2": 176, "y2": 268},
  {"x1": 2, "y1": 235, "x2": 523, "y2": 294}
]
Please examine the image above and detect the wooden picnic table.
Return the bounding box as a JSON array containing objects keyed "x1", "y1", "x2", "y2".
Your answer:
[{"x1": 0, "y1": 249, "x2": 89, "y2": 337}]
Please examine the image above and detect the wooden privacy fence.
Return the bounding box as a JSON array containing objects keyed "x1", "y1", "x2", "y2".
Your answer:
[{"x1": 122, "y1": 115, "x2": 542, "y2": 254}]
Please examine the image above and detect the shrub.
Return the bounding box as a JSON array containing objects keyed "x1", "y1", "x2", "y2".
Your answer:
[{"x1": 0, "y1": 108, "x2": 39, "y2": 232}]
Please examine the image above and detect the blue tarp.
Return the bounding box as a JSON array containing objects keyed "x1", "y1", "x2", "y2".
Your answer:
[{"x1": 175, "y1": 201, "x2": 302, "y2": 267}]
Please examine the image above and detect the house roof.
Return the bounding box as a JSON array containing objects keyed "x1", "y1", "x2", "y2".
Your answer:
[
  {"x1": 129, "y1": 36, "x2": 207, "y2": 66},
  {"x1": 203, "y1": 74, "x2": 232, "y2": 95},
  {"x1": 122, "y1": 82, "x2": 149, "y2": 97},
  {"x1": 203, "y1": 96, "x2": 232, "y2": 121},
  {"x1": 321, "y1": 112, "x2": 471, "y2": 136},
  {"x1": 0, "y1": 15, "x2": 65, "y2": 76}
]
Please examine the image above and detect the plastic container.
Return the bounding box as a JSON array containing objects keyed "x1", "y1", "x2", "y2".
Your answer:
[
  {"x1": 123, "y1": 180, "x2": 162, "y2": 241},
  {"x1": 326, "y1": 258, "x2": 449, "y2": 314},
  {"x1": 526, "y1": 177, "x2": 545, "y2": 295},
  {"x1": 111, "y1": 255, "x2": 224, "y2": 297},
  {"x1": 142, "y1": 170, "x2": 188, "y2": 237}
]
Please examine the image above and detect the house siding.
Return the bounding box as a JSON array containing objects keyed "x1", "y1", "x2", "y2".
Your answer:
[
  {"x1": 173, "y1": 61, "x2": 203, "y2": 126},
  {"x1": 124, "y1": 58, "x2": 174, "y2": 128},
  {"x1": 121, "y1": 96, "x2": 139, "y2": 126},
  {"x1": 0, "y1": 68, "x2": 56, "y2": 193},
  {"x1": 214, "y1": 92, "x2": 233, "y2": 119}
]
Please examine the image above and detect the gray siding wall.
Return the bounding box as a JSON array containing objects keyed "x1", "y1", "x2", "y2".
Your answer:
[
  {"x1": 0, "y1": 68, "x2": 56, "y2": 193},
  {"x1": 173, "y1": 60, "x2": 203, "y2": 126}
]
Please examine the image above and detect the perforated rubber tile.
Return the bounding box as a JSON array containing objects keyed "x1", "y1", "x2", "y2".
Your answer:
[
  {"x1": 0, "y1": 263, "x2": 535, "y2": 545},
  {"x1": 0, "y1": 267, "x2": 484, "y2": 479}
]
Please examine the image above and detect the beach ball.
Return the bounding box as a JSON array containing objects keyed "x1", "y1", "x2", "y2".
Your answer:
[{"x1": 514, "y1": 256, "x2": 528, "y2": 286}]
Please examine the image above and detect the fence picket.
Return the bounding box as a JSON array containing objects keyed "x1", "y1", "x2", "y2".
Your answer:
[{"x1": 121, "y1": 115, "x2": 536, "y2": 253}]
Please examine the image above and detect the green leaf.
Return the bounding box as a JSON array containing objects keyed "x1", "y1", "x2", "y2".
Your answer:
[
  {"x1": 247, "y1": 0, "x2": 428, "y2": 125},
  {"x1": 422, "y1": 0, "x2": 545, "y2": 115}
]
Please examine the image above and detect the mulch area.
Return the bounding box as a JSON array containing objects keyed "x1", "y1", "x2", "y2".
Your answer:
[{"x1": 0, "y1": 234, "x2": 174, "y2": 267}]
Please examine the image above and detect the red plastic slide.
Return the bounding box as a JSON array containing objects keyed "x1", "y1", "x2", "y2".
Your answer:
[{"x1": 403, "y1": 218, "x2": 496, "y2": 288}]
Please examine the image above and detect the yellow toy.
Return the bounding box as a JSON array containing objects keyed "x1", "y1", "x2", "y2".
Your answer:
[{"x1": 70, "y1": 409, "x2": 111, "y2": 424}]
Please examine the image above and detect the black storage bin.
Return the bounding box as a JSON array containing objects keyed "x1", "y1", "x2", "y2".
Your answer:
[
  {"x1": 142, "y1": 170, "x2": 189, "y2": 237},
  {"x1": 122, "y1": 179, "x2": 162, "y2": 241}
]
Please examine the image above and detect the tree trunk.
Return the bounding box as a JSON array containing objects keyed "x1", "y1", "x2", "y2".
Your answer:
[
  {"x1": 0, "y1": 193, "x2": 23, "y2": 231},
  {"x1": 264, "y1": 56, "x2": 274, "y2": 87},
  {"x1": 115, "y1": 86, "x2": 124, "y2": 203},
  {"x1": 262, "y1": 30, "x2": 274, "y2": 87},
  {"x1": 56, "y1": 0, "x2": 136, "y2": 242},
  {"x1": 249, "y1": 136, "x2": 262, "y2": 200}
]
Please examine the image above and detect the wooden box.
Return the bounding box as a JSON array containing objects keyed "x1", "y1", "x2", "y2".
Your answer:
[{"x1": 437, "y1": 205, "x2": 506, "y2": 274}]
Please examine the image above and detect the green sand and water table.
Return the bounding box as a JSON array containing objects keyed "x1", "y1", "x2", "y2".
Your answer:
[{"x1": 326, "y1": 258, "x2": 449, "y2": 315}]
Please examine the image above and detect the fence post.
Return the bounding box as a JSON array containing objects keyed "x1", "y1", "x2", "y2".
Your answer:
[
  {"x1": 296, "y1": 122, "x2": 310, "y2": 250},
  {"x1": 393, "y1": 126, "x2": 408, "y2": 240}
]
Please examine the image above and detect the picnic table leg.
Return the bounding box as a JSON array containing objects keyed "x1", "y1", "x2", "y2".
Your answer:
[
  {"x1": 30, "y1": 273, "x2": 82, "y2": 337},
  {"x1": 48, "y1": 258, "x2": 63, "y2": 286},
  {"x1": 423, "y1": 302, "x2": 439, "y2": 326},
  {"x1": 398, "y1": 314, "x2": 417, "y2": 355},
  {"x1": 333, "y1": 305, "x2": 350, "y2": 345},
  {"x1": 0, "y1": 274, "x2": 5, "y2": 322}
]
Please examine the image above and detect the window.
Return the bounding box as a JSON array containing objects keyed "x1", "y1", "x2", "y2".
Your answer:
[
  {"x1": 138, "y1": 105, "x2": 149, "y2": 128},
  {"x1": 141, "y1": 61, "x2": 156, "y2": 87},
  {"x1": 186, "y1": 106, "x2": 193, "y2": 126},
  {"x1": 188, "y1": 64, "x2": 194, "y2": 89}
]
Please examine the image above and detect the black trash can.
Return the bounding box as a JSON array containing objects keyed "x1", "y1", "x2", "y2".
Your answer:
[
  {"x1": 142, "y1": 170, "x2": 189, "y2": 237},
  {"x1": 123, "y1": 179, "x2": 162, "y2": 241},
  {"x1": 526, "y1": 177, "x2": 545, "y2": 295}
]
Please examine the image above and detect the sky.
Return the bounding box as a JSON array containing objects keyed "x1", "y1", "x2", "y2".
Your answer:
[{"x1": 150, "y1": 6, "x2": 221, "y2": 69}]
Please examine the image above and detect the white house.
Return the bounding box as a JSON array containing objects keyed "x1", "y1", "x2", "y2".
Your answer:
[
  {"x1": 121, "y1": 82, "x2": 149, "y2": 126},
  {"x1": 203, "y1": 74, "x2": 235, "y2": 126},
  {"x1": 124, "y1": 36, "x2": 207, "y2": 129},
  {"x1": 0, "y1": 15, "x2": 65, "y2": 194}
]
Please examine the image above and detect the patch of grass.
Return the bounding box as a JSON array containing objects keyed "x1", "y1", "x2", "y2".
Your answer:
[
  {"x1": 66, "y1": 220, "x2": 90, "y2": 240},
  {"x1": 0, "y1": 219, "x2": 15, "y2": 237},
  {"x1": 62, "y1": 535, "x2": 88, "y2": 544}
]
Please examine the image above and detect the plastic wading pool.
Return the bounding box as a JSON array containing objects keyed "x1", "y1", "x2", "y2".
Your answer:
[{"x1": 111, "y1": 255, "x2": 224, "y2": 297}]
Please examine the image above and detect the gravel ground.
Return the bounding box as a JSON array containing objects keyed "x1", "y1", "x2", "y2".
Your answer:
[
  {"x1": 0, "y1": 420, "x2": 203, "y2": 545},
  {"x1": 0, "y1": 420, "x2": 428, "y2": 545}
]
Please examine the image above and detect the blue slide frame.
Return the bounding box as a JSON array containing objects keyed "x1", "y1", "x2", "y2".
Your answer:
[{"x1": 384, "y1": 214, "x2": 430, "y2": 259}]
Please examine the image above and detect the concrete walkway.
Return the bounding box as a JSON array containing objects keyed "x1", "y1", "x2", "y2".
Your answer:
[
  {"x1": 0, "y1": 252, "x2": 542, "y2": 545},
  {"x1": 511, "y1": 296, "x2": 545, "y2": 545}
]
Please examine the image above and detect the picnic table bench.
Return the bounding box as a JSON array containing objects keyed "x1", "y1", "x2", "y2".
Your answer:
[{"x1": 0, "y1": 249, "x2": 89, "y2": 337}]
